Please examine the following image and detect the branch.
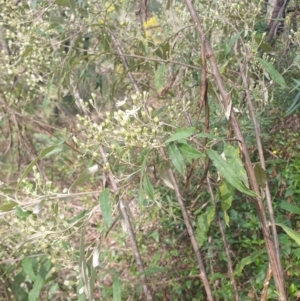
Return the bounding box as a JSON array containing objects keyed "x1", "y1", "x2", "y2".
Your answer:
[
  {"x1": 207, "y1": 177, "x2": 240, "y2": 301},
  {"x1": 99, "y1": 147, "x2": 153, "y2": 301},
  {"x1": 183, "y1": 1, "x2": 287, "y2": 299}
]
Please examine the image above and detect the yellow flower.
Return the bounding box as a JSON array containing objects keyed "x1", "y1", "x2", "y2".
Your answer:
[{"x1": 144, "y1": 16, "x2": 158, "y2": 29}]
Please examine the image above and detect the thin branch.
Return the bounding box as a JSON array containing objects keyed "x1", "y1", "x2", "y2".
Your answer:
[
  {"x1": 183, "y1": 1, "x2": 287, "y2": 299},
  {"x1": 99, "y1": 147, "x2": 153, "y2": 301},
  {"x1": 166, "y1": 162, "x2": 214, "y2": 301},
  {"x1": 236, "y1": 52, "x2": 284, "y2": 284},
  {"x1": 95, "y1": 28, "x2": 153, "y2": 301},
  {"x1": 261, "y1": 263, "x2": 272, "y2": 301},
  {"x1": 207, "y1": 176, "x2": 240, "y2": 301}
]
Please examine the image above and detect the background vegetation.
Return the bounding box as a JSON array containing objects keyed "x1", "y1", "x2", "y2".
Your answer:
[{"x1": 1, "y1": 0, "x2": 300, "y2": 300}]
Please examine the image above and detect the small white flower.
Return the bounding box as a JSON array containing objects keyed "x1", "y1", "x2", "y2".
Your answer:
[
  {"x1": 116, "y1": 97, "x2": 128, "y2": 107},
  {"x1": 125, "y1": 105, "x2": 140, "y2": 117}
]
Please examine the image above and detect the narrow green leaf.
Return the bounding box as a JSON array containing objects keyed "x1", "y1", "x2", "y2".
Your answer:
[
  {"x1": 165, "y1": 127, "x2": 195, "y2": 144},
  {"x1": 195, "y1": 206, "x2": 215, "y2": 247},
  {"x1": 69, "y1": 0, "x2": 76, "y2": 11},
  {"x1": 139, "y1": 149, "x2": 150, "y2": 205},
  {"x1": 178, "y1": 143, "x2": 206, "y2": 164},
  {"x1": 16, "y1": 145, "x2": 58, "y2": 190},
  {"x1": 143, "y1": 175, "x2": 154, "y2": 200},
  {"x1": 54, "y1": 0, "x2": 70, "y2": 6},
  {"x1": 44, "y1": 146, "x2": 63, "y2": 158},
  {"x1": 31, "y1": 0, "x2": 37, "y2": 9},
  {"x1": 254, "y1": 163, "x2": 267, "y2": 188},
  {"x1": 219, "y1": 181, "x2": 235, "y2": 226},
  {"x1": 195, "y1": 133, "x2": 224, "y2": 141},
  {"x1": 286, "y1": 90, "x2": 300, "y2": 115},
  {"x1": 158, "y1": 163, "x2": 174, "y2": 189},
  {"x1": 234, "y1": 250, "x2": 265, "y2": 275},
  {"x1": 154, "y1": 64, "x2": 165, "y2": 92},
  {"x1": 207, "y1": 149, "x2": 256, "y2": 197},
  {"x1": 69, "y1": 164, "x2": 98, "y2": 191},
  {"x1": 224, "y1": 143, "x2": 249, "y2": 188},
  {"x1": 90, "y1": 247, "x2": 99, "y2": 295},
  {"x1": 113, "y1": 275, "x2": 122, "y2": 301},
  {"x1": 0, "y1": 201, "x2": 18, "y2": 212},
  {"x1": 79, "y1": 226, "x2": 92, "y2": 300},
  {"x1": 140, "y1": 266, "x2": 166, "y2": 276},
  {"x1": 167, "y1": 143, "x2": 185, "y2": 175},
  {"x1": 257, "y1": 57, "x2": 287, "y2": 88},
  {"x1": 67, "y1": 210, "x2": 88, "y2": 224},
  {"x1": 15, "y1": 206, "x2": 32, "y2": 219},
  {"x1": 150, "y1": 251, "x2": 161, "y2": 266},
  {"x1": 166, "y1": 0, "x2": 172, "y2": 10},
  {"x1": 28, "y1": 275, "x2": 44, "y2": 301},
  {"x1": 276, "y1": 223, "x2": 300, "y2": 246},
  {"x1": 279, "y1": 201, "x2": 300, "y2": 215},
  {"x1": 49, "y1": 17, "x2": 66, "y2": 24},
  {"x1": 225, "y1": 32, "x2": 241, "y2": 55},
  {"x1": 22, "y1": 257, "x2": 36, "y2": 281},
  {"x1": 99, "y1": 189, "x2": 112, "y2": 228}
]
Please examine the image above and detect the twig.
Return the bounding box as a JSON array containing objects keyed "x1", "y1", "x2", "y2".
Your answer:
[
  {"x1": 235, "y1": 47, "x2": 284, "y2": 285},
  {"x1": 165, "y1": 158, "x2": 214, "y2": 301},
  {"x1": 207, "y1": 176, "x2": 240, "y2": 301},
  {"x1": 261, "y1": 263, "x2": 272, "y2": 301},
  {"x1": 99, "y1": 147, "x2": 153, "y2": 301}
]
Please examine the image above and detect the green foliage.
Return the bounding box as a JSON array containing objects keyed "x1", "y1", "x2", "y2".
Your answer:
[
  {"x1": 207, "y1": 148, "x2": 256, "y2": 197},
  {"x1": 1, "y1": 0, "x2": 300, "y2": 299}
]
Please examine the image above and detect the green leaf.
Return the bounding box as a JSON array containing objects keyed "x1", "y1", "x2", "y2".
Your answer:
[
  {"x1": 139, "y1": 149, "x2": 150, "y2": 205},
  {"x1": 28, "y1": 275, "x2": 44, "y2": 301},
  {"x1": 140, "y1": 266, "x2": 166, "y2": 276},
  {"x1": 286, "y1": 90, "x2": 300, "y2": 115},
  {"x1": 276, "y1": 223, "x2": 300, "y2": 246},
  {"x1": 150, "y1": 251, "x2": 161, "y2": 266},
  {"x1": 207, "y1": 149, "x2": 256, "y2": 197},
  {"x1": 79, "y1": 226, "x2": 92, "y2": 300},
  {"x1": 167, "y1": 143, "x2": 185, "y2": 175},
  {"x1": 234, "y1": 250, "x2": 265, "y2": 275},
  {"x1": 219, "y1": 181, "x2": 235, "y2": 226},
  {"x1": 143, "y1": 175, "x2": 154, "y2": 200},
  {"x1": 158, "y1": 163, "x2": 174, "y2": 189},
  {"x1": 195, "y1": 133, "x2": 224, "y2": 141},
  {"x1": 16, "y1": 145, "x2": 58, "y2": 190},
  {"x1": 148, "y1": 230, "x2": 159, "y2": 242},
  {"x1": 254, "y1": 163, "x2": 267, "y2": 188},
  {"x1": 113, "y1": 275, "x2": 122, "y2": 301},
  {"x1": 279, "y1": 201, "x2": 300, "y2": 215},
  {"x1": 99, "y1": 189, "x2": 112, "y2": 228},
  {"x1": 22, "y1": 257, "x2": 36, "y2": 281},
  {"x1": 154, "y1": 64, "x2": 165, "y2": 92},
  {"x1": 178, "y1": 143, "x2": 206, "y2": 164},
  {"x1": 54, "y1": 0, "x2": 70, "y2": 6},
  {"x1": 69, "y1": 164, "x2": 98, "y2": 191},
  {"x1": 224, "y1": 144, "x2": 249, "y2": 188},
  {"x1": 67, "y1": 210, "x2": 88, "y2": 224},
  {"x1": 69, "y1": 0, "x2": 76, "y2": 11},
  {"x1": 0, "y1": 201, "x2": 18, "y2": 212},
  {"x1": 225, "y1": 32, "x2": 241, "y2": 55},
  {"x1": 165, "y1": 127, "x2": 195, "y2": 144},
  {"x1": 15, "y1": 206, "x2": 33, "y2": 219},
  {"x1": 195, "y1": 206, "x2": 215, "y2": 247},
  {"x1": 257, "y1": 57, "x2": 287, "y2": 88},
  {"x1": 49, "y1": 17, "x2": 65, "y2": 25}
]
